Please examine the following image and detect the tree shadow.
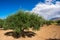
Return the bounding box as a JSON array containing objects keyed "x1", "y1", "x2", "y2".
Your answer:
[
  {"x1": 4, "y1": 31, "x2": 36, "y2": 39},
  {"x1": 46, "y1": 38, "x2": 60, "y2": 40}
]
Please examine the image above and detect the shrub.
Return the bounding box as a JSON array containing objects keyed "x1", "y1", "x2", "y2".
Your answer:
[
  {"x1": 0, "y1": 19, "x2": 4, "y2": 28},
  {"x1": 45, "y1": 20, "x2": 54, "y2": 25},
  {"x1": 55, "y1": 20, "x2": 60, "y2": 25}
]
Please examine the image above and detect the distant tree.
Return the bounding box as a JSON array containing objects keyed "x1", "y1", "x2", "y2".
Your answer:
[
  {"x1": 45, "y1": 20, "x2": 54, "y2": 25},
  {"x1": 3, "y1": 11, "x2": 44, "y2": 35}
]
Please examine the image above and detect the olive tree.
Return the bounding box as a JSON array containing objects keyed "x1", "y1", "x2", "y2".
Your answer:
[{"x1": 3, "y1": 11, "x2": 44, "y2": 35}]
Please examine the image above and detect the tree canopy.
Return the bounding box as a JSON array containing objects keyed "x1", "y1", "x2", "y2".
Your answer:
[{"x1": 3, "y1": 11, "x2": 45, "y2": 33}]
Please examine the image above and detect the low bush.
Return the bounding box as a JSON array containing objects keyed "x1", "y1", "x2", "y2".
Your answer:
[
  {"x1": 55, "y1": 20, "x2": 60, "y2": 25},
  {"x1": 45, "y1": 20, "x2": 54, "y2": 25},
  {"x1": 0, "y1": 19, "x2": 4, "y2": 28}
]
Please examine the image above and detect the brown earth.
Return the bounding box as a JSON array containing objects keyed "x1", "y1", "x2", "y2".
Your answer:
[{"x1": 0, "y1": 24, "x2": 60, "y2": 40}]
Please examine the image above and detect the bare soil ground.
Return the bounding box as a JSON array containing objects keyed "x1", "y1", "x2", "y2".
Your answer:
[{"x1": 0, "y1": 24, "x2": 60, "y2": 40}]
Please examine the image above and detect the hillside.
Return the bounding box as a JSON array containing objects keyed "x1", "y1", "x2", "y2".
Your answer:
[
  {"x1": 0, "y1": 24, "x2": 60, "y2": 40},
  {"x1": 51, "y1": 17, "x2": 60, "y2": 20}
]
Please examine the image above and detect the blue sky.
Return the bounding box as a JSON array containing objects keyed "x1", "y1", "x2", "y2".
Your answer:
[
  {"x1": 0, "y1": 0, "x2": 60, "y2": 19},
  {"x1": 0, "y1": 0, "x2": 44, "y2": 18}
]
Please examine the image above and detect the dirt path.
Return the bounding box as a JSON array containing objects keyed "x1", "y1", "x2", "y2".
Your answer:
[{"x1": 0, "y1": 25, "x2": 60, "y2": 40}]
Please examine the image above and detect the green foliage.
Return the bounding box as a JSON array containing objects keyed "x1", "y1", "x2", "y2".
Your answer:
[
  {"x1": 45, "y1": 20, "x2": 54, "y2": 25},
  {"x1": 3, "y1": 11, "x2": 44, "y2": 33},
  {"x1": 0, "y1": 19, "x2": 4, "y2": 28},
  {"x1": 28, "y1": 13, "x2": 45, "y2": 30},
  {"x1": 55, "y1": 20, "x2": 60, "y2": 25}
]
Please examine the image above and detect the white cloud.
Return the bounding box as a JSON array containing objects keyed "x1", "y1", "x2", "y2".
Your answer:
[
  {"x1": 56, "y1": 1, "x2": 60, "y2": 5},
  {"x1": 31, "y1": 0, "x2": 60, "y2": 20}
]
